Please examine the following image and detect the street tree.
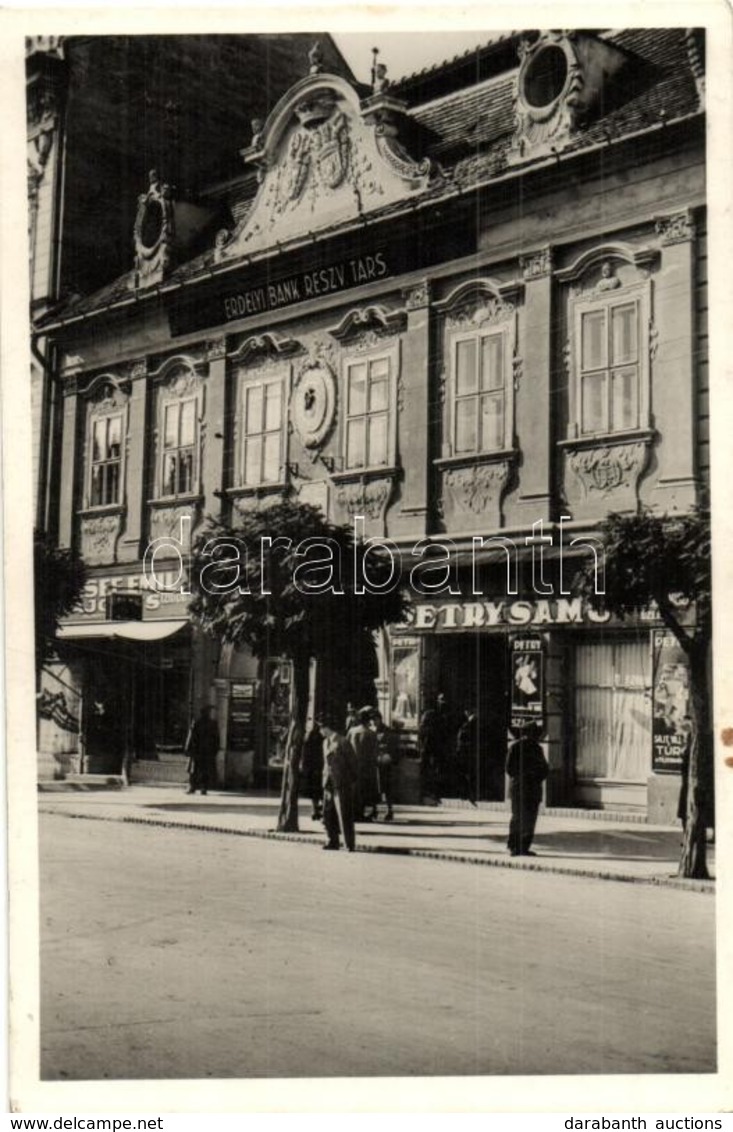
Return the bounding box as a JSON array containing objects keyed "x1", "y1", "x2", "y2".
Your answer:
[
  {"x1": 189, "y1": 500, "x2": 407, "y2": 832},
  {"x1": 574, "y1": 509, "x2": 712, "y2": 879},
  {"x1": 34, "y1": 527, "x2": 87, "y2": 672}
]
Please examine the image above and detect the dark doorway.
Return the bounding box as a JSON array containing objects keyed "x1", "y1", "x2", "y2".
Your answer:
[{"x1": 433, "y1": 634, "x2": 508, "y2": 801}]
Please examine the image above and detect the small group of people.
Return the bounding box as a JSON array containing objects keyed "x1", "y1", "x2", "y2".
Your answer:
[
  {"x1": 302, "y1": 705, "x2": 399, "y2": 852},
  {"x1": 184, "y1": 695, "x2": 550, "y2": 859}
]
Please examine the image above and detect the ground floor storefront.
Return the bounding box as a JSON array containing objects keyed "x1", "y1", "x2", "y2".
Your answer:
[{"x1": 41, "y1": 569, "x2": 694, "y2": 822}]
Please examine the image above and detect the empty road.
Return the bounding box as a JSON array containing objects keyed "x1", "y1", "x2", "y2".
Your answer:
[{"x1": 39, "y1": 811, "x2": 716, "y2": 1080}]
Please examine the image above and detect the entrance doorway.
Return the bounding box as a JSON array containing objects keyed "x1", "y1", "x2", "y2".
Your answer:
[{"x1": 430, "y1": 634, "x2": 508, "y2": 801}]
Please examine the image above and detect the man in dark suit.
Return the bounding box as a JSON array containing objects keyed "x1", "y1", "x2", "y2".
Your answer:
[
  {"x1": 185, "y1": 704, "x2": 220, "y2": 795},
  {"x1": 506, "y1": 722, "x2": 548, "y2": 856}
]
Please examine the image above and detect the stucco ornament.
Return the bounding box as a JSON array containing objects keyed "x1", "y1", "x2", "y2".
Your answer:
[
  {"x1": 290, "y1": 362, "x2": 337, "y2": 451},
  {"x1": 224, "y1": 72, "x2": 434, "y2": 257}
]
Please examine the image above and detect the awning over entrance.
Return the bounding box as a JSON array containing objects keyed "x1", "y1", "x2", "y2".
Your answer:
[{"x1": 58, "y1": 620, "x2": 189, "y2": 642}]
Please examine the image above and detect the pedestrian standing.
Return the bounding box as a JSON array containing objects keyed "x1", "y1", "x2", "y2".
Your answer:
[
  {"x1": 347, "y1": 706, "x2": 380, "y2": 821},
  {"x1": 506, "y1": 722, "x2": 548, "y2": 856},
  {"x1": 302, "y1": 722, "x2": 325, "y2": 821},
  {"x1": 372, "y1": 710, "x2": 397, "y2": 821},
  {"x1": 317, "y1": 712, "x2": 358, "y2": 852},
  {"x1": 454, "y1": 708, "x2": 478, "y2": 805},
  {"x1": 185, "y1": 704, "x2": 220, "y2": 795},
  {"x1": 418, "y1": 692, "x2": 454, "y2": 804}
]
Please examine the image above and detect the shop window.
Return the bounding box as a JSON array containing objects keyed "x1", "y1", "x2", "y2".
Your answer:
[
  {"x1": 240, "y1": 375, "x2": 285, "y2": 486},
  {"x1": 452, "y1": 329, "x2": 509, "y2": 454},
  {"x1": 161, "y1": 397, "x2": 197, "y2": 497},
  {"x1": 574, "y1": 638, "x2": 652, "y2": 783},
  {"x1": 344, "y1": 353, "x2": 395, "y2": 470},
  {"x1": 89, "y1": 412, "x2": 123, "y2": 507}
]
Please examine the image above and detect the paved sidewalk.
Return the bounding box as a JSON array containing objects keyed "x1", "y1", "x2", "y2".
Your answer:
[{"x1": 38, "y1": 783, "x2": 715, "y2": 891}]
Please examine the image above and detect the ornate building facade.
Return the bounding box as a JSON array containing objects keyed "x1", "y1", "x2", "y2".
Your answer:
[{"x1": 32, "y1": 29, "x2": 708, "y2": 817}]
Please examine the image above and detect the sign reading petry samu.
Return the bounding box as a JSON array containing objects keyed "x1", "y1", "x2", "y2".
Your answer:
[{"x1": 396, "y1": 597, "x2": 665, "y2": 631}]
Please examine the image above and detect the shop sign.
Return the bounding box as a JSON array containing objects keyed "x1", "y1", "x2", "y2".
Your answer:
[
  {"x1": 652, "y1": 630, "x2": 691, "y2": 774},
  {"x1": 228, "y1": 679, "x2": 257, "y2": 753},
  {"x1": 68, "y1": 570, "x2": 190, "y2": 622},
  {"x1": 169, "y1": 247, "x2": 392, "y2": 336},
  {"x1": 510, "y1": 636, "x2": 544, "y2": 730},
  {"x1": 396, "y1": 596, "x2": 660, "y2": 632}
]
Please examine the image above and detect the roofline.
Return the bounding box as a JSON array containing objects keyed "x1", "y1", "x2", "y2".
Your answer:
[{"x1": 34, "y1": 108, "x2": 704, "y2": 336}]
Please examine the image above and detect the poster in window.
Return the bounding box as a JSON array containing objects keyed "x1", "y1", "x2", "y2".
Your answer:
[
  {"x1": 652, "y1": 630, "x2": 690, "y2": 774},
  {"x1": 510, "y1": 636, "x2": 544, "y2": 729},
  {"x1": 391, "y1": 640, "x2": 419, "y2": 730},
  {"x1": 228, "y1": 679, "x2": 257, "y2": 752}
]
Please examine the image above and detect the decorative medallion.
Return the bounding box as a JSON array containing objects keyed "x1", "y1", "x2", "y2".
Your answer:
[
  {"x1": 655, "y1": 211, "x2": 697, "y2": 246},
  {"x1": 290, "y1": 362, "x2": 337, "y2": 451}
]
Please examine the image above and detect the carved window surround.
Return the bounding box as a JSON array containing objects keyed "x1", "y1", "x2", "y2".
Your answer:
[
  {"x1": 339, "y1": 337, "x2": 401, "y2": 475},
  {"x1": 561, "y1": 245, "x2": 657, "y2": 442},
  {"x1": 328, "y1": 304, "x2": 407, "y2": 342},
  {"x1": 437, "y1": 278, "x2": 521, "y2": 461},
  {"x1": 78, "y1": 373, "x2": 131, "y2": 513},
  {"x1": 149, "y1": 355, "x2": 206, "y2": 502},
  {"x1": 228, "y1": 332, "x2": 301, "y2": 364}
]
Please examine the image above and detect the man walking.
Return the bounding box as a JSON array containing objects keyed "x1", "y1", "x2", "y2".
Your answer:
[
  {"x1": 317, "y1": 711, "x2": 358, "y2": 852},
  {"x1": 506, "y1": 722, "x2": 548, "y2": 856},
  {"x1": 185, "y1": 704, "x2": 220, "y2": 795},
  {"x1": 347, "y1": 706, "x2": 380, "y2": 821}
]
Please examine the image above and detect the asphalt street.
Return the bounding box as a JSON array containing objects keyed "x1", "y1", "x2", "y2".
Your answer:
[{"x1": 39, "y1": 811, "x2": 716, "y2": 1081}]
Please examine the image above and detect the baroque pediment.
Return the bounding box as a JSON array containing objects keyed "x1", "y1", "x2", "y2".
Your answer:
[{"x1": 219, "y1": 73, "x2": 434, "y2": 259}]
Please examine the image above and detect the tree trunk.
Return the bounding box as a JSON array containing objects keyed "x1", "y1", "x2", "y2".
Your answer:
[
  {"x1": 679, "y1": 643, "x2": 713, "y2": 879},
  {"x1": 276, "y1": 654, "x2": 309, "y2": 833}
]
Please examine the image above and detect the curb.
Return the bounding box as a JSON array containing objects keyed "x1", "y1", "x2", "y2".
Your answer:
[{"x1": 39, "y1": 807, "x2": 715, "y2": 894}]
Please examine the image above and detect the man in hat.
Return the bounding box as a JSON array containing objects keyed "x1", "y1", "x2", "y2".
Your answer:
[
  {"x1": 347, "y1": 705, "x2": 380, "y2": 821},
  {"x1": 505, "y1": 721, "x2": 549, "y2": 856},
  {"x1": 185, "y1": 703, "x2": 220, "y2": 795},
  {"x1": 316, "y1": 711, "x2": 358, "y2": 851}
]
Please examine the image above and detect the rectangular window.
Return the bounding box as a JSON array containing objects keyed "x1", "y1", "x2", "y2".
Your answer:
[
  {"x1": 453, "y1": 331, "x2": 506, "y2": 454},
  {"x1": 161, "y1": 398, "x2": 197, "y2": 496},
  {"x1": 89, "y1": 413, "x2": 122, "y2": 506},
  {"x1": 241, "y1": 377, "x2": 283, "y2": 486},
  {"x1": 579, "y1": 300, "x2": 640, "y2": 435},
  {"x1": 345, "y1": 355, "x2": 392, "y2": 470}
]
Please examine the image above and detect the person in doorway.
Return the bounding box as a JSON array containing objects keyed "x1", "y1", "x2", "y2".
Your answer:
[
  {"x1": 454, "y1": 708, "x2": 479, "y2": 806},
  {"x1": 347, "y1": 706, "x2": 380, "y2": 821},
  {"x1": 506, "y1": 721, "x2": 549, "y2": 856},
  {"x1": 372, "y1": 710, "x2": 398, "y2": 821},
  {"x1": 418, "y1": 693, "x2": 454, "y2": 804},
  {"x1": 317, "y1": 711, "x2": 358, "y2": 852},
  {"x1": 185, "y1": 704, "x2": 220, "y2": 795},
  {"x1": 302, "y1": 721, "x2": 325, "y2": 821}
]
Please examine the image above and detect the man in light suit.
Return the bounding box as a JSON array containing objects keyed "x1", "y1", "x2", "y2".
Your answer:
[{"x1": 316, "y1": 711, "x2": 358, "y2": 852}]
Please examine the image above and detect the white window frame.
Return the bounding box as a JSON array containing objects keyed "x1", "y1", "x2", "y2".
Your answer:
[
  {"x1": 342, "y1": 342, "x2": 399, "y2": 472},
  {"x1": 238, "y1": 368, "x2": 288, "y2": 488},
  {"x1": 449, "y1": 324, "x2": 514, "y2": 457},
  {"x1": 159, "y1": 396, "x2": 199, "y2": 499},
  {"x1": 569, "y1": 281, "x2": 651, "y2": 440},
  {"x1": 86, "y1": 409, "x2": 125, "y2": 509}
]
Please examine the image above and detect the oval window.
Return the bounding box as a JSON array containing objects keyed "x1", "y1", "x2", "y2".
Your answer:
[
  {"x1": 140, "y1": 200, "x2": 164, "y2": 249},
  {"x1": 522, "y1": 45, "x2": 568, "y2": 109}
]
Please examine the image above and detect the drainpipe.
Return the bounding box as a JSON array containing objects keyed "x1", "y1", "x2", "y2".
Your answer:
[{"x1": 30, "y1": 330, "x2": 60, "y2": 540}]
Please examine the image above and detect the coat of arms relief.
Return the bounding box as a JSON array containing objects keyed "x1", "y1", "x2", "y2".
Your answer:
[{"x1": 219, "y1": 71, "x2": 434, "y2": 258}]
